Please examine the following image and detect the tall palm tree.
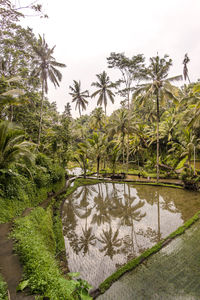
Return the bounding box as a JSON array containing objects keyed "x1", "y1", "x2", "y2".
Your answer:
[
  {"x1": 134, "y1": 55, "x2": 182, "y2": 181},
  {"x1": 69, "y1": 80, "x2": 89, "y2": 117},
  {"x1": 91, "y1": 71, "x2": 115, "y2": 116},
  {"x1": 31, "y1": 35, "x2": 66, "y2": 145}
]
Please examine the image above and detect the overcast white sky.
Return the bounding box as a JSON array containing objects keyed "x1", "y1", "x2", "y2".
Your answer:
[{"x1": 20, "y1": 0, "x2": 200, "y2": 117}]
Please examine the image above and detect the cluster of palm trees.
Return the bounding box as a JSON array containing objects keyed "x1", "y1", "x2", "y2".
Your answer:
[
  {"x1": 71, "y1": 53, "x2": 200, "y2": 183},
  {"x1": 69, "y1": 71, "x2": 116, "y2": 117}
]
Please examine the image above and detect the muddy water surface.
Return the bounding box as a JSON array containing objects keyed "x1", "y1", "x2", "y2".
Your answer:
[{"x1": 62, "y1": 183, "x2": 200, "y2": 288}]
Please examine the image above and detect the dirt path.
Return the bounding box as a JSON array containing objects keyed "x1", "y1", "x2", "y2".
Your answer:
[{"x1": 0, "y1": 223, "x2": 35, "y2": 299}]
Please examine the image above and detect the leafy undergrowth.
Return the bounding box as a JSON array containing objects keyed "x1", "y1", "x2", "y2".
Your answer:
[
  {"x1": 0, "y1": 274, "x2": 8, "y2": 300},
  {"x1": 0, "y1": 179, "x2": 64, "y2": 224},
  {"x1": 12, "y1": 207, "x2": 92, "y2": 299},
  {"x1": 99, "y1": 211, "x2": 200, "y2": 294}
]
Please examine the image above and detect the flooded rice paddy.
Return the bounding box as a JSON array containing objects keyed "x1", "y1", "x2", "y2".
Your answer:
[{"x1": 62, "y1": 183, "x2": 200, "y2": 288}]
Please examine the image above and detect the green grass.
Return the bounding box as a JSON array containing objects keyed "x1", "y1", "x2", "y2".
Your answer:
[
  {"x1": 99, "y1": 210, "x2": 200, "y2": 294},
  {"x1": 11, "y1": 207, "x2": 92, "y2": 299},
  {"x1": 0, "y1": 274, "x2": 8, "y2": 300}
]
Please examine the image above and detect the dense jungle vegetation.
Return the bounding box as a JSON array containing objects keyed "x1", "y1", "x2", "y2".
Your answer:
[{"x1": 1, "y1": 0, "x2": 200, "y2": 299}]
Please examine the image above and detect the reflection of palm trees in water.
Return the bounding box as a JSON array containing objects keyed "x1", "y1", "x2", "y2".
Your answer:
[
  {"x1": 92, "y1": 183, "x2": 123, "y2": 259},
  {"x1": 91, "y1": 183, "x2": 111, "y2": 226},
  {"x1": 136, "y1": 186, "x2": 179, "y2": 243},
  {"x1": 75, "y1": 186, "x2": 98, "y2": 255},
  {"x1": 62, "y1": 199, "x2": 80, "y2": 254},
  {"x1": 79, "y1": 227, "x2": 96, "y2": 255},
  {"x1": 97, "y1": 227, "x2": 122, "y2": 259},
  {"x1": 63, "y1": 186, "x2": 97, "y2": 255},
  {"x1": 136, "y1": 186, "x2": 162, "y2": 242},
  {"x1": 111, "y1": 184, "x2": 146, "y2": 261}
]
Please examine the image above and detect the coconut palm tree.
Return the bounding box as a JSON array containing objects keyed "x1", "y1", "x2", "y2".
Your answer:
[
  {"x1": 91, "y1": 71, "x2": 115, "y2": 115},
  {"x1": 31, "y1": 35, "x2": 66, "y2": 144},
  {"x1": 69, "y1": 80, "x2": 89, "y2": 117},
  {"x1": 134, "y1": 55, "x2": 182, "y2": 182}
]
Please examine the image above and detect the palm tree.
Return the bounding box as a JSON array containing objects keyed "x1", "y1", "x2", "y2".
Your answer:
[
  {"x1": 31, "y1": 35, "x2": 66, "y2": 145},
  {"x1": 88, "y1": 132, "x2": 106, "y2": 176},
  {"x1": 134, "y1": 55, "x2": 182, "y2": 181},
  {"x1": 90, "y1": 107, "x2": 105, "y2": 131},
  {"x1": 74, "y1": 142, "x2": 89, "y2": 178},
  {"x1": 0, "y1": 121, "x2": 34, "y2": 172},
  {"x1": 107, "y1": 109, "x2": 129, "y2": 166},
  {"x1": 69, "y1": 80, "x2": 89, "y2": 117},
  {"x1": 91, "y1": 71, "x2": 115, "y2": 115}
]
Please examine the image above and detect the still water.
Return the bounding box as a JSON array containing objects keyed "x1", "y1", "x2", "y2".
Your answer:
[{"x1": 62, "y1": 183, "x2": 200, "y2": 288}]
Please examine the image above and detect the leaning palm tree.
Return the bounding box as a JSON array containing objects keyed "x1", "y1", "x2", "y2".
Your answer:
[
  {"x1": 91, "y1": 71, "x2": 115, "y2": 115},
  {"x1": 134, "y1": 55, "x2": 182, "y2": 182},
  {"x1": 31, "y1": 35, "x2": 66, "y2": 145},
  {"x1": 69, "y1": 80, "x2": 89, "y2": 117}
]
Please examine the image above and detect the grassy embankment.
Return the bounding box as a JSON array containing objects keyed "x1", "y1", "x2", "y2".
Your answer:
[{"x1": 11, "y1": 178, "x2": 102, "y2": 299}]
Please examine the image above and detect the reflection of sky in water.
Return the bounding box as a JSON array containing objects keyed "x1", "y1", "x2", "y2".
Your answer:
[
  {"x1": 62, "y1": 183, "x2": 200, "y2": 289},
  {"x1": 67, "y1": 167, "x2": 83, "y2": 176}
]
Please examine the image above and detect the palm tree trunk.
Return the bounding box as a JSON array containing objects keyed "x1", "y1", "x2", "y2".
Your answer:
[
  {"x1": 38, "y1": 81, "x2": 44, "y2": 145},
  {"x1": 97, "y1": 155, "x2": 100, "y2": 177},
  {"x1": 156, "y1": 91, "x2": 160, "y2": 182},
  {"x1": 126, "y1": 94, "x2": 130, "y2": 172},
  {"x1": 122, "y1": 134, "x2": 125, "y2": 167},
  {"x1": 79, "y1": 106, "x2": 81, "y2": 118},
  {"x1": 194, "y1": 145, "x2": 196, "y2": 175}
]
